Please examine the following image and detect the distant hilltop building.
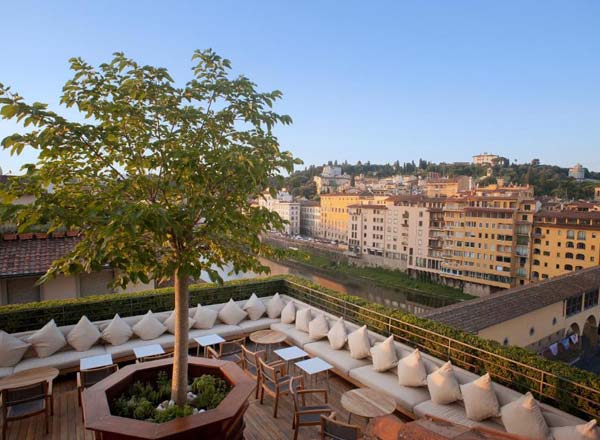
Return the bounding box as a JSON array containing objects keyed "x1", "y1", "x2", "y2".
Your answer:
[
  {"x1": 472, "y1": 153, "x2": 509, "y2": 167},
  {"x1": 596, "y1": 186, "x2": 600, "y2": 202},
  {"x1": 313, "y1": 165, "x2": 351, "y2": 194},
  {"x1": 568, "y1": 163, "x2": 585, "y2": 181}
]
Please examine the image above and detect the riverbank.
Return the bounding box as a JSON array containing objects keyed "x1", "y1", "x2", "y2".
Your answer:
[{"x1": 281, "y1": 248, "x2": 475, "y2": 301}]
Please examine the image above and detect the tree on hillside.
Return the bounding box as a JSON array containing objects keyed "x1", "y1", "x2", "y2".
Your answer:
[{"x1": 0, "y1": 50, "x2": 299, "y2": 406}]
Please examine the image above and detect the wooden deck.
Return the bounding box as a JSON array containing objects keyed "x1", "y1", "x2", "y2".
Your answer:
[{"x1": 1, "y1": 370, "x2": 376, "y2": 440}]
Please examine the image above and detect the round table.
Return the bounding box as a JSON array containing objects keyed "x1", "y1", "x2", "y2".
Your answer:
[
  {"x1": 341, "y1": 387, "x2": 396, "y2": 422},
  {"x1": 249, "y1": 329, "x2": 287, "y2": 359},
  {"x1": 0, "y1": 366, "x2": 59, "y2": 391}
]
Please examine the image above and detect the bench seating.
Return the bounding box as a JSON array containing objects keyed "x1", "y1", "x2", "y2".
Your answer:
[{"x1": 1, "y1": 293, "x2": 586, "y2": 436}]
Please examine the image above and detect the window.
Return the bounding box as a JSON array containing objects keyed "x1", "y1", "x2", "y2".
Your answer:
[
  {"x1": 566, "y1": 241, "x2": 574, "y2": 248},
  {"x1": 565, "y1": 295, "x2": 583, "y2": 317},
  {"x1": 584, "y1": 289, "x2": 599, "y2": 309},
  {"x1": 577, "y1": 242, "x2": 586, "y2": 249},
  {"x1": 552, "y1": 317, "x2": 557, "y2": 326},
  {"x1": 503, "y1": 338, "x2": 509, "y2": 346},
  {"x1": 577, "y1": 231, "x2": 586, "y2": 240},
  {"x1": 566, "y1": 252, "x2": 574, "y2": 259},
  {"x1": 567, "y1": 230, "x2": 575, "y2": 239},
  {"x1": 576, "y1": 254, "x2": 585, "y2": 260},
  {"x1": 565, "y1": 264, "x2": 573, "y2": 270},
  {"x1": 529, "y1": 327, "x2": 535, "y2": 336}
]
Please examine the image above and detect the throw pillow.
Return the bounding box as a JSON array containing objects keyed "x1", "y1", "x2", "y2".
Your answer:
[
  {"x1": 327, "y1": 317, "x2": 347, "y2": 350},
  {"x1": 102, "y1": 314, "x2": 133, "y2": 346},
  {"x1": 266, "y1": 292, "x2": 285, "y2": 319},
  {"x1": 370, "y1": 335, "x2": 398, "y2": 372},
  {"x1": 347, "y1": 325, "x2": 371, "y2": 359},
  {"x1": 280, "y1": 301, "x2": 296, "y2": 324},
  {"x1": 461, "y1": 373, "x2": 501, "y2": 421},
  {"x1": 132, "y1": 311, "x2": 168, "y2": 340},
  {"x1": 427, "y1": 361, "x2": 462, "y2": 404},
  {"x1": 552, "y1": 420, "x2": 600, "y2": 440},
  {"x1": 28, "y1": 319, "x2": 67, "y2": 358},
  {"x1": 0, "y1": 331, "x2": 30, "y2": 367},
  {"x1": 192, "y1": 304, "x2": 219, "y2": 329},
  {"x1": 397, "y1": 349, "x2": 427, "y2": 387},
  {"x1": 218, "y1": 299, "x2": 247, "y2": 325},
  {"x1": 295, "y1": 308, "x2": 312, "y2": 333},
  {"x1": 500, "y1": 392, "x2": 551, "y2": 440},
  {"x1": 164, "y1": 311, "x2": 195, "y2": 334},
  {"x1": 308, "y1": 314, "x2": 329, "y2": 340},
  {"x1": 67, "y1": 315, "x2": 101, "y2": 352},
  {"x1": 243, "y1": 293, "x2": 266, "y2": 321}
]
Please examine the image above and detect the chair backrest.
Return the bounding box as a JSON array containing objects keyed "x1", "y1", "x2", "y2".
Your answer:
[
  {"x1": 206, "y1": 346, "x2": 220, "y2": 360},
  {"x1": 288, "y1": 376, "x2": 305, "y2": 412},
  {"x1": 2, "y1": 380, "x2": 48, "y2": 407},
  {"x1": 257, "y1": 357, "x2": 278, "y2": 385},
  {"x1": 321, "y1": 413, "x2": 361, "y2": 440},
  {"x1": 140, "y1": 352, "x2": 173, "y2": 363},
  {"x1": 81, "y1": 364, "x2": 118, "y2": 388},
  {"x1": 220, "y1": 337, "x2": 245, "y2": 357},
  {"x1": 241, "y1": 345, "x2": 265, "y2": 372}
]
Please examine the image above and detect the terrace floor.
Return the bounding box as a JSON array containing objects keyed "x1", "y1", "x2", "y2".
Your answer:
[{"x1": 1, "y1": 368, "x2": 380, "y2": 440}]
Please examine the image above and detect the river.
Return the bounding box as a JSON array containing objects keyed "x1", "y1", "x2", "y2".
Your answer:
[{"x1": 200, "y1": 259, "x2": 435, "y2": 315}]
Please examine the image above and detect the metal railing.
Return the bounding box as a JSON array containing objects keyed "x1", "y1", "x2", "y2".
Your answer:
[{"x1": 283, "y1": 279, "x2": 600, "y2": 421}]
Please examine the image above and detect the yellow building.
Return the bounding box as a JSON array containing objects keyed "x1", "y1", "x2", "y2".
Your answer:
[
  {"x1": 595, "y1": 186, "x2": 600, "y2": 202},
  {"x1": 319, "y1": 193, "x2": 363, "y2": 243},
  {"x1": 440, "y1": 185, "x2": 535, "y2": 296},
  {"x1": 424, "y1": 176, "x2": 472, "y2": 198},
  {"x1": 531, "y1": 211, "x2": 600, "y2": 281}
]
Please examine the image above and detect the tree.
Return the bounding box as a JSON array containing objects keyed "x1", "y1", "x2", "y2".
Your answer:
[{"x1": 0, "y1": 50, "x2": 300, "y2": 406}]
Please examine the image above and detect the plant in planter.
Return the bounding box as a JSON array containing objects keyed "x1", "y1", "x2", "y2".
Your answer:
[{"x1": 0, "y1": 50, "x2": 299, "y2": 407}]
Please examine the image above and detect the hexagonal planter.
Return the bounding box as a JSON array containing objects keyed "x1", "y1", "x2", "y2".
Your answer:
[{"x1": 83, "y1": 356, "x2": 255, "y2": 440}]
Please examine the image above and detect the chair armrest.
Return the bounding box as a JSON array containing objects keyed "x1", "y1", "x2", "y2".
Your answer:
[
  {"x1": 297, "y1": 388, "x2": 328, "y2": 399},
  {"x1": 76, "y1": 372, "x2": 82, "y2": 389},
  {"x1": 297, "y1": 407, "x2": 333, "y2": 416}
]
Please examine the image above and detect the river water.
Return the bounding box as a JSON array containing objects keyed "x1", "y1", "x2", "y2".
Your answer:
[{"x1": 201, "y1": 259, "x2": 436, "y2": 315}]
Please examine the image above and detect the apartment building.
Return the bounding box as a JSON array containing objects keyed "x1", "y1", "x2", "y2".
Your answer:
[
  {"x1": 595, "y1": 186, "x2": 600, "y2": 202},
  {"x1": 348, "y1": 204, "x2": 388, "y2": 256},
  {"x1": 424, "y1": 176, "x2": 472, "y2": 198},
  {"x1": 258, "y1": 190, "x2": 300, "y2": 236},
  {"x1": 531, "y1": 210, "x2": 600, "y2": 281},
  {"x1": 313, "y1": 165, "x2": 352, "y2": 194},
  {"x1": 299, "y1": 200, "x2": 321, "y2": 237},
  {"x1": 440, "y1": 185, "x2": 535, "y2": 296}
]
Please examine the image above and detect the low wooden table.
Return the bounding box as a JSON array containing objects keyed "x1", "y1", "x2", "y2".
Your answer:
[
  {"x1": 249, "y1": 329, "x2": 287, "y2": 359},
  {"x1": 0, "y1": 366, "x2": 59, "y2": 391},
  {"x1": 341, "y1": 387, "x2": 396, "y2": 423}
]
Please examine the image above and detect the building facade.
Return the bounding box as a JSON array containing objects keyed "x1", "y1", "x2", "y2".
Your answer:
[
  {"x1": 313, "y1": 166, "x2": 352, "y2": 194},
  {"x1": 424, "y1": 176, "x2": 472, "y2": 198},
  {"x1": 595, "y1": 186, "x2": 600, "y2": 202},
  {"x1": 320, "y1": 193, "x2": 364, "y2": 243},
  {"x1": 472, "y1": 153, "x2": 508, "y2": 166},
  {"x1": 568, "y1": 163, "x2": 585, "y2": 181},
  {"x1": 258, "y1": 191, "x2": 300, "y2": 236},
  {"x1": 299, "y1": 201, "x2": 321, "y2": 237}
]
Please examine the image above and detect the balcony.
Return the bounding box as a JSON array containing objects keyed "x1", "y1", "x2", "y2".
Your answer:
[{"x1": 0, "y1": 276, "x2": 597, "y2": 439}]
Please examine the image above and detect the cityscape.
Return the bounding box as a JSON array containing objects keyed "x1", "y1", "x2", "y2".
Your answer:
[{"x1": 1, "y1": 2, "x2": 599, "y2": 440}]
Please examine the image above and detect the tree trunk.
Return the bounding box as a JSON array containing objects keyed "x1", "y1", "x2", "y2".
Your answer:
[{"x1": 171, "y1": 270, "x2": 189, "y2": 406}]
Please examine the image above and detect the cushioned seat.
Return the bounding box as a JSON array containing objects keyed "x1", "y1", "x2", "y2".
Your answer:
[
  {"x1": 413, "y1": 400, "x2": 506, "y2": 432},
  {"x1": 238, "y1": 317, "x2": 279, "y2": 333},
  {"x1": 303, "y1": 341, "x2": 371, "y2": 375},
  {"x1": 0, "y1": 367, "x2": 14, "y2": 378},
  {"x1": 270, "y1": 323, "x2": 314, "y2": 347},
  {"x1": 349, "y1": 364, "x2": 431, "y2": 412},
  {"x1": 188, "y1": 324, "x2": 243, "y2": 339},
  {"x1": 14, "y1": 346, "x2": 107, "y2": 373}
]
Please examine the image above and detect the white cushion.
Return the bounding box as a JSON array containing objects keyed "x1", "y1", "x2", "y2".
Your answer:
[
  {"x1": 132, "y1": 311, "x2": 167, "y2": 340},
  {"x1": 460, "y1": 373, "x2": 500, "y2": 421},
  {"x1": 243, "y1": 293, "x2": 266, "y2": 321},
  {"x1": 0, "y1": 331, "x2": 30, "y2": 367},
  {"x1": 397, "y1": 349, "x2": 427, "y2": 387},
  {"x1": 218, "y1": 299, "x2": 247, "y2": 325},
  {"x1": 347, "y1": 325, "x2": 371, "y2": 360},
  {"x1": 327, "y1": 317, "x2": 347, "y2": 350},
  {"x1": 500, "y1": 392, "x2": 550, "y2": 440},
  {"x1": 427, "y1": 361, "x2": 462, "y2": 405},
  {"x1": 192, "y1": 304, "x2": 219, "y2": 329},
  {"x1": 102, "y1": 314, "x2": 133, "y2": 346},
  {"x1": 266, "y1": 293, "x2": 285, "y2": 319},
  {"x1": 308, "y1": 314, "x2": 329, "y2": 340},
  {"x1": 295, "y1": 308, "x2": 312, "y2": 333},
  {"x1": 28, "y1": 319, "x2": 67, "y2": 358},
  {"x1": 370, "y1": 335, "x2": 397, "y2": 372},
  {"x1": 281, "y1": 301, "x2": 296, "y2": 324},
  {"x1": 164, "y1": 311, "x2": 195, "y2": 334},
  {"x1": 552, "y1": 420, "x2": 600, "y2": 440},
  {"x1": 67, "y1": 316, "x2": 101, "y2": 352}
]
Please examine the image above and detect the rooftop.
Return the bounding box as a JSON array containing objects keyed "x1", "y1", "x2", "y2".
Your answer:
[{"x1": 424, "y1": 265, "x2": 600, "y2": 332}]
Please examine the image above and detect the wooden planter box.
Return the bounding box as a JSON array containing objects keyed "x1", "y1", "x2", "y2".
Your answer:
[{"x1": 82, "y1": 357, "x2": 255, "y2": 440}]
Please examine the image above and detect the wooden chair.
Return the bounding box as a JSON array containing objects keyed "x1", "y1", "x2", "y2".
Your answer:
[
  {"x1": 257, "y1": 356, "x2": 294, "y2": 418},
  {"x1": 320, "y1": 412, "x2": 362, "y2": 440},
  {"x1": 206, "y1": 337, "x2": 245, "y2": 366},
  {"x1": 290, "y1": 376, "x2": 332, "y2": 440},
  {"x1": 77, "y1": 364, "x2": 119, "y2": 407},
  {"x1": 241, "y1": 345, "x2": 267, "y2": 398},
  {"x1": 1, "y1": 380, "x2": 50, "y2": 440},
  {"x1": 138, "y1": 351, "x2": 173, "y2": 363}
]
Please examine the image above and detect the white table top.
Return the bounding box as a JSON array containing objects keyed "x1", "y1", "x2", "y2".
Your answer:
[
  {"x1": 194, "y1": 334, "x2": 225, "y2": 347},
  {"x1": 133, "y1": 344, "x2": 165, "y2": 359},
  {"x1": 80, "y1": 353, "x2": 113, "y2": 370},
  {"x1": 296, "y1": 357, "x2": 333, "y2": 375},
  {"x1": 274, "y1": 346, "x2": 308, "y2": 362}
]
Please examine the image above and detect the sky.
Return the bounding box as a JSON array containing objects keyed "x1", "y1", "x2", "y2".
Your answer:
[{"x1": 1, "y1": 1, "x2": 599, "y2": 174}]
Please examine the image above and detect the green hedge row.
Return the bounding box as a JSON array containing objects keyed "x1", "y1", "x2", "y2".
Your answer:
[
  {"x1": 282, "y1": 276, "x2": 600, "y2": 421},
  {"x1": 0, "y1": 276, "x2": 286, "y2": 333}
]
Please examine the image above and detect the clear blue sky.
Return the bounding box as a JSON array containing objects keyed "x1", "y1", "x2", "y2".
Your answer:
[{"x1": 1, "y1": 1, "x2": 599, "y2": 174}]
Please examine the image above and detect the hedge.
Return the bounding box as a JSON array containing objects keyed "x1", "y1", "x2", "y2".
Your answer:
[
  {"x1": 0, "y1": 276, "x2": 286, "y2": 333},
  {"x1": 282, "y1": 275, "x2": 600, "y2": 421}
]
